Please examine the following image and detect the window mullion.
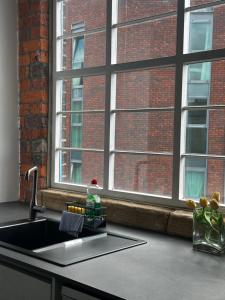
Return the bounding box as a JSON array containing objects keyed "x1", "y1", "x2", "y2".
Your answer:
[
  {"x1": 103, "y1": 0, "x2": 113, "y2": 193},
  {"x1": 172, "y1": 0, "x2": 185, "y2": 201}
]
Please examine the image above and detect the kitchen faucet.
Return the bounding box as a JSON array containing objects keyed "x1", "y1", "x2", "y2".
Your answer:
[{"x1": 25, "y1": 166, "x2": 45, "y2": 221}]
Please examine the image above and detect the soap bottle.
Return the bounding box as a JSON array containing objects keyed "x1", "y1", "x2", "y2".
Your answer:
[{"x1": 86, "y1": 179, "x2": 101, "y2": 216}]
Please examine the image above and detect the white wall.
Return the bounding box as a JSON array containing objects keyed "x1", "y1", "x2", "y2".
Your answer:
[{"x1": 0, "y1": 0, "x2": 19, "y2": 202}]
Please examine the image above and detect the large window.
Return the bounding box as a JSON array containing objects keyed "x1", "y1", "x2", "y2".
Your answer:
[{"x1": 53, "y1": 0, "x2": 225, "y2": 207}]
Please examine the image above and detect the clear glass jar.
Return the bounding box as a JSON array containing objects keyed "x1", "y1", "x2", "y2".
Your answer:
[{"x1": 193, "y1": 207, "x2": 225, "y2": 255}]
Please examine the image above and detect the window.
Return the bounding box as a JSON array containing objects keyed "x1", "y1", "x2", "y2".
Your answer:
[
  {"x1": 184, "y1": 8, "x2": 212, "y2": 198},
  {"x1": 70, "y1": 77, "x2": 83, "y2": 183},
  {"x1": 184, "y1": 158, "x2": 206, "y2": 199},
  {"x1": 189, "y1": 10, "x2": 213, "y2": 52},
  {"x1": 53, "y1": 1, "x2": 225, "y2": 206},
  {"x1": 71, "y1": 23, "x2": 85, "y2": 69}
]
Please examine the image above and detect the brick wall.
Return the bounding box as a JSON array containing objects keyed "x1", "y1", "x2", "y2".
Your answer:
[{"x1": 19, "y1": 0, "x2": 49, "y2": 201}]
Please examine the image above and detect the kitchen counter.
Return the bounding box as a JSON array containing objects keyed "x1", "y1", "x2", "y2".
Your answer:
[{"x1": 0, "y1": 202, "x2": 225, "y2": 300}]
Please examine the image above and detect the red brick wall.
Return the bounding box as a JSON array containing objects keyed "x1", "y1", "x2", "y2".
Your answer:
[{"x1": 19, "y1": 0, "x2": 49, "y2": 201}]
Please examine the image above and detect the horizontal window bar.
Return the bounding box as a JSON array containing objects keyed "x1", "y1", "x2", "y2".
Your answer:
[
  {"x1": 187, "y1": 124, "x2": 207, "y2": 128},
  {"x1": 57, "y1": 110, "x2": 105, "y2": 114},
  {"x1": 71, "y1": 123, "x2": 82, "y2": 126},
  {"x1": 56, "y1": 57, "x2": 176, "y2": 79},
  {"x1": 111, "y1": 56, "x2": 176, "y2": 72},
  {"x1": 56, "y1": 147, "x2": 104, "y2": 152},
  {"x1": 111, "y1": 150, "x2": 173, "y2": 156},
  {"x1": 185, "y1": 0, "x2": 225, "y2": 12},
  {"x1": 55, "y1": 66, "x2": 106, "y2": 79},
  {"x1": 112, "y1": 11, "x2": 177, "y2": 29},
  {"x1": 183, "y1": 48, "x2": 225, "y2": 64},
  {"x1": 111, "y1": 49, "x2": 225, "y2": 72},
  {"x1": 181, "y1": 153, "x2": 225, "y2": 160},
  {"x1": 57, "y1": 26, "x2": 106, "y2": 40},
  {"x1": 188, "y1": 80, "x2": 210, "y2": 84},
  {"x1": 111, "y1": 107, "x2": 174, "y2": 113},
  {"x1": 182, "y1": 105, "x2": 225, "y2": 110},
  {"x1": 55, "y1": 49, "x2": 225, "y2": 81}
]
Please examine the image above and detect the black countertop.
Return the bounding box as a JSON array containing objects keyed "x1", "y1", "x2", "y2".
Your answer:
[{"x1": 0, "y1": 202, "x2": 225, "y2": 300}]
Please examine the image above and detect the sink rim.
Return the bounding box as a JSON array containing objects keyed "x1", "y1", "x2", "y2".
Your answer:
[
  {"x1": 0, "y1": 218, "x2": 147, "y2": 267},
  {"x1": 0, "y1": 217, "x2": 108, "y2": 264},
  {"x1": 0, "y1": 217, "x2": 46, "y2": 229}
]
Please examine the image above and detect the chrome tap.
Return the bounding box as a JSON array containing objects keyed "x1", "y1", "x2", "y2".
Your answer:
[{"x1": 25, "y1": 166, "x2": 45, "y2": 220}]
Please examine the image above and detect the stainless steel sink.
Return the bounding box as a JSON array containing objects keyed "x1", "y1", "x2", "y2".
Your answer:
[{"x1": 0, "y1": 218, "x2": 146, "y2": 266}]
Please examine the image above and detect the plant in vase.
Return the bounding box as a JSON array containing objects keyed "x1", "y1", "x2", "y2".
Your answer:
[{"x1": 186, "y1": 192, "x2": 225, "y2": 255}]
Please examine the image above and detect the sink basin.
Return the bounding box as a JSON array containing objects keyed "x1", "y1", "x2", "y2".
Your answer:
[
  {"x1": 0, "y1": 218, "x2": 99, "y2": 250},
  {"x1": 0, "y1": 218, "x2": 146, "y2": 266}
]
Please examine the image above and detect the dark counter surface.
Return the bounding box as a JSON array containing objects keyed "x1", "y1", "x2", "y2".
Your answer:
[{"x1": 0, "y1": 201, "x2": 224, "y2": 300}]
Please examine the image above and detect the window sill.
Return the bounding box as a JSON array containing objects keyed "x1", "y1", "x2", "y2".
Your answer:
[{"x1": 38, "y1": 188, "x2": 193, "y2": 239}]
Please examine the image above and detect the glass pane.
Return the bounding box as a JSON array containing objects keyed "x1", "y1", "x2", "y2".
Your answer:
[
  {"x1": 71, "y1": 162, "x2": 82, "y2": 184},
  {"x1": 71, "y1": 150, "x2": 82, "y2": 161},
  {"x1": 184, "y1": 158, "x2": 206, "y2": 199},
  {"x1": 115, "y1": 67, "x2": 176, "y2": 109},
  {"x1": 57, "y1": 0, "x2": 106, "y2": 37},
  {"x1": 72, "y1": 37, "x2": 84, "y2": 69},
  {"x1": 188, "y1": 83, "x2": 209, "y2": 102},
  {"x1": 115, "y1": 111, "x2": 174, "y2": 152},
  {"x1": 58, "y1": 150, "x2": 104, "y2": 186},
  {"x1": 184, "y1": 5, "x2": 225, "y2": 53},
  {"x1": 185, "y1": 60, "x2": 225, "y2": 106},
  {"x1": 184, "y1": 109, "x2": 225, "y2": 156},
  {"x1": 116, "y1": 15, "x2": 177, "y2": 64},
  {"x1": 71, "y1": 126, "x2": 82, "y2": 148},
  {"x1": 189, "y1": 13, "x2": 213, "y2": 52},
  {"x1": 186, "y1": 127, "x2": 207, "y2": 153},
  {"x1": 60, "y1": 112, "x2": 104, "y2": 149},
  {"x1": 188, "y1": 62, "x2": 211, "y2": 81},
  {"x1": 113, "y1": 154, "x2": 173, "y2": 196},
  {"x1": 71, "y1": 101, "x2": 82, "y2": 111},
  {"x1": 58, "y1": 76, "x2": 105, "y2": 111},
  {"x1": 188, "y1": 110, "x2": 207, "y2": 124},
  {"x1": 183, "y1": 157, "x2": 225, "y2": 204},
  {"x1": 57, "y1": 31, "x2": 106, "y2": 70},
  {"x1": 117, "y1": 0, "x2": 177, "y2": 24}
]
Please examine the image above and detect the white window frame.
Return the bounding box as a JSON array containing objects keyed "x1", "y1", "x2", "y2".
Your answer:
[
  {"x1": 52, "y1": 0, "x2": 225, "y2": 208},
  {"x1": 182, "y1": 6, "x2": 213, "y2": 200}
]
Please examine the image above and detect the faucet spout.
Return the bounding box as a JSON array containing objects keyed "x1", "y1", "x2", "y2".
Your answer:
[{"x1": 25, "y1": 166, "x2": 45, "y2": 220}]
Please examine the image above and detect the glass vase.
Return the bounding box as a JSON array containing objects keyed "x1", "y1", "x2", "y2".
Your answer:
[{"x1": 193, "y1": 207, "x2": 225, "y2": 255}]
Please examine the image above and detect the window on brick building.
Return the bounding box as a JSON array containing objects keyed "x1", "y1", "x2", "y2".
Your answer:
[
  {"x1": 71, "y1": 23, "x2": 85, "y2": 69},
  {"x1": 53, "y1": 0, "x2": 225, "y2": 207},
  {"x1": 184, "y1": 158, "x2": 206, "y2": 199},
  {"x1": 189, "y1": 10, "x2": 213, "y2": 52},
  {"x1": 70, "y1": 77, "x2": 83, "y2": 183}
]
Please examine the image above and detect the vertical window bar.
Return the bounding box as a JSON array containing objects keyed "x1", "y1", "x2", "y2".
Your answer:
[
  {"x1": 103, "y1": 0, "x2": 113, "y2": 191},
  {"x1": 172, "y1": 0, "x2": 185, "y2": 201},
  {"x1": 109, "y1": 74, "x2": 117, "y2": 190}
]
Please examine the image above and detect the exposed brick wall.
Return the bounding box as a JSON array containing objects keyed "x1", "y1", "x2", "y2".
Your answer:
[{"x1": 19, "y1": 0, "x2": 49, "y2": 201}]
